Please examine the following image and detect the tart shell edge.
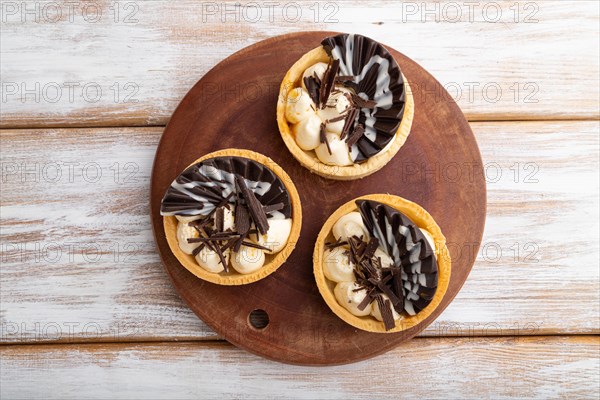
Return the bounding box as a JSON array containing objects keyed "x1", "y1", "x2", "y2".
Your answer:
[
  {"x1": 163, "y1": 148, "x2": 303, "y2": 286},
  {"x1": 313, "y1": 194, "x2": 450, "y2": 332},
  {"x1": 276, "y1": 46, "x2": 414, "y2": 181}
]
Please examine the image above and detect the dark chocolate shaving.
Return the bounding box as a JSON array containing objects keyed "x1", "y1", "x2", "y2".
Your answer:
[
  {"x1": 319, "y1": 58, "x2": 340, "y2": 109},
  {"x1": 233, "y1": 238, "x2": 244, "y2": 253},
  {"x1": 210, "y1": 232, "x2": 239, "y2": 239},
  {"x1": 235, "y1": 175, "x2": 269, "y2": 235},
  {"x1": 240, "y1": 241, "x2": 271, "y2": 252},
  {"x1": 187, "y1": 236, "x2": 234, "y2": 243},
  {"x1": 326, "y1": 114, "x2": 348, "y2": 123},
  {"x1": 336, "y1": 76, "x2": 359, "y2": 93},
  {"x1": 313, "y1": 71, "x2": 322, "y2": 85},
  {"x1": 203, "y1": 238, "x2": 216, "y2": 253},
  {"x1": 375, "y1": 275, "x2": 403, "y2": 313},
  {"x1": 213, "y1": 241, "x2": 229, "y2": 273},
  {"x1": 235, "y1": 204, "x2": 250, "y2": 235},
  {"x1": 319, "y1": 123, "x2": 332, "y2": 155},
  {"x1": 246, "y1": 228, "x2": 259, "y2": 242},
  {"x1": 351, "y1": 94, "x2": 377, "y2": 109},
  {"x1": 215, "y1": 207, "x2": 224, "y2": 232},
  {"x1": 376, "y1": 295, "x2": 396, "y2": 330},
  {"x1": 262, "y1": 203, "x2": 284, "y2": 214},
  {"x1": 303, "y1": 76, "x2": 320, "y2": 105},
  {"x1": 192, "y1": 243, "x2": 205, "y2": 257},
  {"x1": 221, "y1": 237, "x2": 239, "y2": 252},
  {"x1": 335, "y1": 75, "x2": 354, "y2": 82},
  {"x1": 339, "y1": 107, "x2": 359, "y2": 141},
  {"x1": 348, "y1": 235, "x2": 366, "y2": 264},
  {"x1": 325, "y1": 237, "x2": 349, "y2": 249},
  {"x1": 357, "y1": 288, "x2": 375, "y2": 311},
  {"x1": 363, "y1": 237, "x2": 380, "y2": 260},
  {"x1": 189, "y1": 217, "x2": 212, "y2": 230},
  {"x1": 346, "y1": 123, "x2": 365, "y2": 149}
]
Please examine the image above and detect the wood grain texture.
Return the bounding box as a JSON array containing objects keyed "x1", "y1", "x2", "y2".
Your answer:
[
  {"x1": 1, "y1": 336, "x2": 599, "y2": 399},
  {"x1": 1, "y1": 121, "x2": 598, "y2": 344},
  {"x1": 1, "y1": 0, "x2": 598, "y2": 128},
  {"x1": 149, "y1": 30, "x2": 485, "y2": 365}
]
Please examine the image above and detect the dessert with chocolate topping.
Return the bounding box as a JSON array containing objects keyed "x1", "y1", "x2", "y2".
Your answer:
[
  {"x1": 277, "y1": 33, "x2": 414, "y2": 180},
  {"x1": 160, "y1": 149, "x2": 302, "y2": 285},
  {"x1": 313, "y1": 194, "x2": 450, "y2": 332}
]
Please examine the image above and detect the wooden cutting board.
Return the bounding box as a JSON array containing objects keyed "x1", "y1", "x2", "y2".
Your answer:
[{"x1": 150, "y1": 31, "x2": 486, "y2": 365}]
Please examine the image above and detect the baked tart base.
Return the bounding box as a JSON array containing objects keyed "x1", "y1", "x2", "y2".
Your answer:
[
  {"x1": 313, "y1": 194, "x2": 450, "y2": 332},
  {"x1": 277, "y1": 46, "x2": 414, "y2": 181},
  {"x1": 163, "y1": 149, "x2": 302, "y2": 286}
]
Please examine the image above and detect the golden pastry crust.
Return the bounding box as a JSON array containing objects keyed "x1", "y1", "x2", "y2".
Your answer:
[
  {"x1": 163, "y1": 149, "x2": 302, "y2": 285},
  {"x1": 313, "y1": 194, "x2": 450, "y2": 333},
  {"x1": 277, "y1": 46, "x2": 414, "y2": 181}
]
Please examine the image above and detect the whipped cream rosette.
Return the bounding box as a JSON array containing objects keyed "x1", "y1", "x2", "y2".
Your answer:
[
  {"x1": 277, "y1": 33, "x2": 414, "y2": 180},
  {"x1": 313, "y1": 194, "x2": 450, "y2": 332},
  {"x1": 161, "y1": 149, "x2": 302, "y2": 285}
]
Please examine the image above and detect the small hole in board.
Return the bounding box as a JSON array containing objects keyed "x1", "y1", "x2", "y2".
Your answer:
[{"x1": 248, "y1": 309, "x2": 269, "y2": 330}]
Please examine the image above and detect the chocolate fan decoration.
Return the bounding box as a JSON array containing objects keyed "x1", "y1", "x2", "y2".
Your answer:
[
  {"x1": 356, "y1": 200, "x2": 438, "y2": 316},
  {"x1": 160, "y1": 156, "x2": 292, "y2": 220},
  {"x1": 321, "y1": 34, "x2": 406, "y2": 163}
]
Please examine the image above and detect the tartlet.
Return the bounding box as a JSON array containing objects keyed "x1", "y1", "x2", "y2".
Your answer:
[
  {"x1": 277, "y1": 33, "x2": 414, "y2": 180},
  {"x1": 161, "y1": 149, "x2": 302, "y2": 285},
  {"x1": 313, "y1": 194, "x2": 450, "y2": 332}
]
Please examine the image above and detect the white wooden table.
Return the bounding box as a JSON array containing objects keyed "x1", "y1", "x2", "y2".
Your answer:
[{"x1": 1, "y1": 1, "x2": 599, "y2": 398}]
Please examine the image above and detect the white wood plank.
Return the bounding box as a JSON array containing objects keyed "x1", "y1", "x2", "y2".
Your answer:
[
  {"x1": 440, "y1": 121, "x2": 600, "y2": 336},
  {"x1": 0, "y1": 127, "x2": 217, "y2": 342},
  {"x1": 1, "y1": 336, "x2": 598, "y2": 399},
  {"x1": 1, "y1": 1, "x2": 598, "y2": 128},
  {"x1": 1, "y1": 121, "x2": 597, "y2": 343}
]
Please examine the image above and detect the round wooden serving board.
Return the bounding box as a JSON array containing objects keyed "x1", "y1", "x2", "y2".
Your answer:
[{"x1": 150, "y1": 31, "x2": 486, "y2": 365}]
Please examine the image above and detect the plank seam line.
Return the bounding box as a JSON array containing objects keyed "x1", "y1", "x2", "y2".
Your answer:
[
  {"x1": 1, "y1": 333, "x2": 599, "y2": 348},
  {"x1": 1, "y1": 118, "x2": 599, "y2": 131}
]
